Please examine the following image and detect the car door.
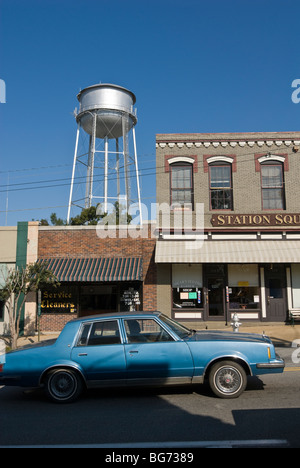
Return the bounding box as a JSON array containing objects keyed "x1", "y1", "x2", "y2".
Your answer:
[
  {"x1": 122, "y1": 318, "x2": 194, "y2": 385},
  {"x1": 71, "y1": 319, "x2": 126, "y2": 384}
]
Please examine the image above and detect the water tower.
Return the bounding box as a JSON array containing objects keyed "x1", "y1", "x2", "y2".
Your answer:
[{"x1": 67, "y1": 83, "x2": 142, "y2": 223}]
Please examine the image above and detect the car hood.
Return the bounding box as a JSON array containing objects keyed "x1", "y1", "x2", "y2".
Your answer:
[{"x1": 188, "y1": 330, "x2": 272, "y2": 344}]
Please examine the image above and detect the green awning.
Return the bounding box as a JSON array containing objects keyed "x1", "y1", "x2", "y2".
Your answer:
[{"x1": 38, "y1": 257, "x2": 143, "y2": 282}]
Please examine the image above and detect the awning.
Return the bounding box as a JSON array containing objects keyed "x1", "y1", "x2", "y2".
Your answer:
[
  {"x1": 155, "y1": 239, "x2": 300, "y2": 264},
  {"x1": 38, "y1": 257, "x2": 143, "y2": 282}
]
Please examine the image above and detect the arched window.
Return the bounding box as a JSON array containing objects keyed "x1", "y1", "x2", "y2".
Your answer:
[
  {"x1": 261, "y1": 161, "x2": 285, "y2": 210},
  {"x1": 170, "y1": 162, "x2": 194, "y2": 210},
  {"x1": 209, "y1": 162, "x2": 233, "y2": 210}
]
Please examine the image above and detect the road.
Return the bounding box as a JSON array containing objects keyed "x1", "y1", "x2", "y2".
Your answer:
[{"x1": 0, "y1": 347, "x2": 299, "y2": 449}]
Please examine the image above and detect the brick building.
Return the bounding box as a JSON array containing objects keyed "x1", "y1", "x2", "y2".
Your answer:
[
  {"x1": 37, "y1": 224, "x2": 156, "y2": 332},
  {"x1": 155, "y1": 131, "x2": 300, "y2": 325}
]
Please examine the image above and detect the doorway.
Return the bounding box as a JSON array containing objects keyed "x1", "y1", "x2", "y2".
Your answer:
[
  {"x1": 80, "y1": 285, "x2": 118, "y2": 317},
  {"x1": 264, "y1": 265, "x2": 287, "y2": 322},
  {"x1": 205, "y1": 265, "x2": 226, "y2": 320}
]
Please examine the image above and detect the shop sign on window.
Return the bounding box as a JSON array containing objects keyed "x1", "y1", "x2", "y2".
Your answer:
[
  {"x1": 122, "y1": 288, "x2": 141, "y2": 311},
  {"x1": 173, "y1": 288, "x2": 202, "y2": 309},
  {"x1": 41, "y1": 288, "x2": 77, "y2": 314}
]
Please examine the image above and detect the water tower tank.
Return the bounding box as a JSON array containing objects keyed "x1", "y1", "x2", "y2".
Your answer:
[
  {"x1": 67, "y1": 83, "x2": 142, "y2": 224},
  {"x1": 76, "y1": 84, "x2": 137, "y2": 139}
]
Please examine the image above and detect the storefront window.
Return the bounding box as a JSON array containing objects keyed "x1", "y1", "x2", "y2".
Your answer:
[
  {"x1": 81, "y1": 285, "x2": 117, "y2": 315},
  {"x1": 41, "y1": 285, "x2": 77, "y2": 314},
  {"x1": 172, "y1": 264, "x2": 203, "y2": 309},
  {"x1": 228, "y1": 264, "x2": 260, "y2": 310}
]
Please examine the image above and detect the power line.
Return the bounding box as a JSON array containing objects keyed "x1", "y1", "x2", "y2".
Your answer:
[{"x1": 0, "y1": 146, "x2": 292, "y2": 194}]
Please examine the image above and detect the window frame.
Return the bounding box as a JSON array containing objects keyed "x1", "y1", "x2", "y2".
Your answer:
[
  {"x1": 209, "y1": 162, "x2": 233, "y2": 211},
  {"x1": 170, "y1": 162, "x2": 194, "y2": 210},
  {"x1": 260, "y1": 161, "x2": 286, "y2": 211},
  {"x1": 76, "y1": 319, "x2": 121, "y2": 347},
  {"x1": 124, "y1": 318, "x2": 175, "y2": 343}
]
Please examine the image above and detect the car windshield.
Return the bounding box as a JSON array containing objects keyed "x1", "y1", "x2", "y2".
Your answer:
[{"x1": 159, "y1": 314, "x2": 194, "y2": 339}]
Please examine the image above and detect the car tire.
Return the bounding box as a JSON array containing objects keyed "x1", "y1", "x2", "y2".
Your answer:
[
  {"x1": 44, "y1": 368, "x2": 83, "y2": 403},
  {"x1": 208, "y1": 360, "x2": 247, "y2": 399}
]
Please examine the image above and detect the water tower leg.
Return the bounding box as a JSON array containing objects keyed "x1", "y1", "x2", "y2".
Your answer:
[
  {"x1": 67, "y1": 123, "x2": 80, "y2": 224},
  {"x1": 85, "y1": 113, "x2": 96, "y2": 208},
  {"x1": 116, "y1": 138, "x2": 120, "y2": 201},
  {"x1": 133, "y1": 127, "x2": 142, "y2": 225},
  {"x1": 122, "y1": 117, "x2": 130, "y2": 215},
  {"x1": 104, "y1": 136, "x2": 109, "y2": 213}
]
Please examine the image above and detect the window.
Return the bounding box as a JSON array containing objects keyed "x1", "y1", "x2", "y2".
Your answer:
[
  {"x1": 172, "y1": 264, "x2": 203, "y2": 310},
  {"x1": 77, "y1": 320, "x2": 121, "y2": 346},
  {"x1": 261, "y1": 162, "x2": 285, "y2": 210},
  {"x1": 209, "y1": 163, "x2": 233, "y2": 210},
  {"x1": 170, "y1": 163, "x2": 193, "y2": 209},
  {"x1": 228, "y1": 264, "x2": 260, "y2": 310},
  {"x1": 124, "y1": 319, "x2": 174, "y2": 343}
]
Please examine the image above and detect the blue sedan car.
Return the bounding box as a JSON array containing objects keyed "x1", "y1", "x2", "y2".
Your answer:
[{"x1": 0, "y1": 312, "x2": 284, "y2": 403}]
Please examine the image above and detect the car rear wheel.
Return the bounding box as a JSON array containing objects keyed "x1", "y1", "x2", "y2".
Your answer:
[
  {"x1": 44, "y1": 369, "x2": 83, "y2": 403},
  {"x1": 208, "y1": 361, "x2": 247, "y2": 399}
]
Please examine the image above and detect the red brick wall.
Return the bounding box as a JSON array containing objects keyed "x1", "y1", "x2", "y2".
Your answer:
[
  {"x1": 40, "y1": 314, "x2": 72, "y2": 332},
  {"x1": 38, "y1": 225, "x2": 157, "y2": 331}
]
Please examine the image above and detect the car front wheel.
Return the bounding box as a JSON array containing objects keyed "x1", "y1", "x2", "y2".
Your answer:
[
  {"x1": 208, "y1": 361, "x2": 247, "y2": 399},
  {"x1": 44, "y1": 369, "x2": 83, "y2": 403}
]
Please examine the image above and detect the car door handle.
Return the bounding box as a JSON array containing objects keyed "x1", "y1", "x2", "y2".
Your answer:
[
  {"x1": 129, "y1": 350, "x2": 139, "y2": 354},
  {"x1": 78, "y1": 353, "x2": 88, "y2": 357}
]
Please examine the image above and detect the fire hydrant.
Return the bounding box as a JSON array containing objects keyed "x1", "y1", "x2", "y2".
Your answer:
[{"x1": 231, "y1": 313, "x2": 242, "y2": 333}]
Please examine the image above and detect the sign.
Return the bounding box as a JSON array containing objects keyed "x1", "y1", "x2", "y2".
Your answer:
[
  {"x1": 41, "y1": 288, "x2": 77, "y2": 314},
  {"x1": 211, "y1": 213, "x2": 300, "y2": 227},
  {"x1": 122, "y1": 288, "x2": 141, "y2": 311},
  {"x1": 238, "y1": 281, "x2": 249, "y2": 287}
]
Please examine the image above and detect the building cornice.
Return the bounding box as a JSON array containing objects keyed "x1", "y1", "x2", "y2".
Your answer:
[{"x1": 156, "y1": 132, "x2": 300, "y2": 150}]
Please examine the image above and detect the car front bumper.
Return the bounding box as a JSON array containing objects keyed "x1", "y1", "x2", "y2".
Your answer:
[{"x1": 256, "y1": 356, "x2": 285, "y2": 370}]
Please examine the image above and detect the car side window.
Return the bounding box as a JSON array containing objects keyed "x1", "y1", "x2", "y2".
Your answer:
[
  {"x1": 124, "y1": 319, "x2": 174, "y2": 344},
  {"x1": 77, "y1": 323, "x2": 92, "y2": 346},
  {"x1": 78, "y1": 320, "x2": 121, "y2": 346}
]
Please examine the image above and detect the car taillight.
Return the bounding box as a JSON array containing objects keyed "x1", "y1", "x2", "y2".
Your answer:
[{"x1": 0, "y1": 364, "x2": 4, "y2": 373}]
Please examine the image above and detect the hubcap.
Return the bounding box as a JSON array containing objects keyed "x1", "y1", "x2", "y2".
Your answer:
[
  {"x1": 50, "y1": 371, "x2": 77, "y2": 399},
  {"x1": 215, "y1": 366, "x2": 242, "y2": 394}
]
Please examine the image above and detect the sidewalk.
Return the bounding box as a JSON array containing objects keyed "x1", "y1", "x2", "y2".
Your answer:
[{"x1": 18, "y1": 324, "x2": 300, "y2": 348}]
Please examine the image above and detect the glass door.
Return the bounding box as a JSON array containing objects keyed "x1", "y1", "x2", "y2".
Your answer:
[{"x1": 207, "y1": 276, "x2": 226, "y2": 318}]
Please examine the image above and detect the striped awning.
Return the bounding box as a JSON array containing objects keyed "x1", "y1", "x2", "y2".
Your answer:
[{"x1": 38, "y1": 257, "x2": 143, "y2": 282}]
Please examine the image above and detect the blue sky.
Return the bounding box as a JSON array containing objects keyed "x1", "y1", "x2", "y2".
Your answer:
[{"x1": 0, "y1": 0, "x2": 299, "y2": 226}]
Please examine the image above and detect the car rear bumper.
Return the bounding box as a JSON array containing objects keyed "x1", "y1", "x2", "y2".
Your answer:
[{"x1": 0, "y1": 375, "x2": 22, "y2": 385}]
